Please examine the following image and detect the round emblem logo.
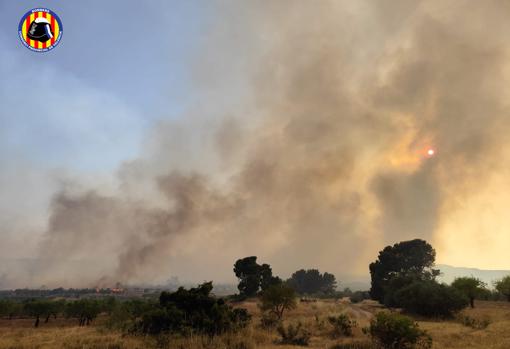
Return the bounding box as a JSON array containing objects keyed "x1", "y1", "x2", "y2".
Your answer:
[{"x1": 18, "y1": 8, "x2": 63, "y2": 52}]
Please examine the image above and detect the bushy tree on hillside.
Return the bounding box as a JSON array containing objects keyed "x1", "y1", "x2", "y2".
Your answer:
[
  {"x1": 138, "y1": 282, "x2": 250, "y2": 336},
  {"x1": 234, "y1": 257, "x2": 261, "y2": 297},
  {"x1": 451, "y1": 277, "x2": 486, "y2": 308},
  {"x1": 286, "y1": 269, "x2": 337, "y2": 295},
  {"x1": 369, "y1": 239, "x2": 438, "y2": 303},
  {"x1": 494, "y1": 275, "x2": 510, "y2": 302},
  {"x1": 234, "y1": 256, "x2": 281, "y2": 297},
  {"x1": 395, "y1": 279, "x2": 468, "y2": 317},
  {"x1": 259, "y1": 283, "x2": 296, "y2": 320}
]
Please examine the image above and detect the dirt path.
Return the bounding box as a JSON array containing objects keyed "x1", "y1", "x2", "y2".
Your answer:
[
  {"x1": 346, "y1": 303, "x2": 373, "y2": 320},
  {"x1": 337, "y1": 301, "x2": 377, "y2": 325}
]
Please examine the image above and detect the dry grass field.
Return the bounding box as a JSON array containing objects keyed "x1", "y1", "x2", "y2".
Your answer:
[{"x1": 0, "y1": 300, "x2": 509, "y2": 349}]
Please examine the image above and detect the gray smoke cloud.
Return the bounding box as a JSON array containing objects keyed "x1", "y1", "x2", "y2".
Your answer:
[{"x1": 8, "y1": 0, "x2": 510, "y2": 287}]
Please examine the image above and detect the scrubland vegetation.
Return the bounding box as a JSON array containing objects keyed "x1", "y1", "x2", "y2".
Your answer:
[{"x1": 1, "y1": 239, "x2": 510, "y2": 348}]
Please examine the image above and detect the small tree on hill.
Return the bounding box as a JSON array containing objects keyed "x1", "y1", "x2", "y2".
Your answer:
[
  {"x1": 494, "y1": 276, "x2": 510, "y2": 302},
  {"x1": 259, "y1": 283, "x2": 296, "y2": 320},
  {"x1": 451, "y1": 277, "x2": 486, "y2": 308}
]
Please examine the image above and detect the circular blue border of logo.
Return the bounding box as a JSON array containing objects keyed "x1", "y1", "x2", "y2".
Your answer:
[{"x1": 18, "y1": 8, "x2": 63, "y2": 52}]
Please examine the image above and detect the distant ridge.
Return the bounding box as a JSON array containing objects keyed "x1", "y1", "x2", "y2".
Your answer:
[{"x1": 437, "y1": 264, "x2": 510, "y2": 287}]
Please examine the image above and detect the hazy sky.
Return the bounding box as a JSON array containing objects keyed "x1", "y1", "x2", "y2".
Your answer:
[
  {"x1": 2, "y1": 0, "x2": 510, "y2": 288},
  {"x1": 0, "y1": 0, "x2": 207, "y2": 259}
]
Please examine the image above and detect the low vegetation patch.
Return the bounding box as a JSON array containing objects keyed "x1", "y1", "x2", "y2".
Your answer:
[
  {"x1": 457, "y1": 314, "x2": 491, "y2": 329},
  {"x1": 349, "y1": 291, "x2": 370, "y2": 304},
  {"x1": 276, "y1": 322, "x2": 311, "y2": 346},
  {"x1": 328, "y1": 313, "x2": 357, "y2": 337},
  {"x1": 365, "y1": 312, "x2": 431, "y2": 349}
]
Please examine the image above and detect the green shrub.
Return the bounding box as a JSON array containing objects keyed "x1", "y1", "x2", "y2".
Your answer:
[
  {"x1": 136, "y1": 308, "x2": 180, "y2": 335},
  {"x1": 394, "y1": 280, "x2": 468, "y2": 317},
  {"x1": 328, "y1": 314, "x2": 357, "y2": 337},
  {"x1": 105, "y1": 299, "x2": 156, "y2": 331},
  {"x1": 277, "y1": 322, "x2": 311, "y2": 346},
  {"x1": 134, "y1": 282, "x2": 250, "y2": 336},
  {"x1": 367, "y1": 312, "x2": 431, "y2": 349}
]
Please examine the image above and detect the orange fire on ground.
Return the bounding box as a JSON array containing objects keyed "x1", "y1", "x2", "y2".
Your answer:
[{"x1": 427, "y1": 148, "x2": 435, "y2": 156}]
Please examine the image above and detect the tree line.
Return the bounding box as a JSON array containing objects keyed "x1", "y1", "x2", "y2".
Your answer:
[
  {"x1": 1, "y1": 238, "x2": 510, "y2": 344},
  {"x1": 0, "y1": 298, "x2": 109, "y2": 327},
  {"x1": 233, "y1": 256, "x2": 338, "y2": 298}
]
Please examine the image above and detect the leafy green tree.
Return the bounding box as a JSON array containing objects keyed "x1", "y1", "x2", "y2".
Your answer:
[
  {"x1": 234, "y1": 256, "x2": 281, "y2": 297},
  {"x1": 260, "y1": 263, "x2": 282, "y2": 291},
  {"x1": 259, "y1": 283, "x2": 296, "y2": 320},
  {"x1": 24, "y1": 300, "x2": 53, "y2": 328},
  {"x1": 369, "y1": 239, "x2": 438, "y2": 303},
  {"x1": 234, "y1": 256, "x2": 263, "y2": 297},
  {"x1": 322, "y1": 272, "x2": 337, "y2": 294},
  {"x1": 451, "y1": 277, "x2": 486, "y2": 308},
  {"x1": 383, "y1": 273, "x2": 424, "y2": 307},
  {"x1": 286, "y1": 269, "x2": 337, "y2": 295},
  {"x1": 43, "y1": 301, "x2": 60, "y2": 323},
  {"x1": 65, "y1": 299, "x2": 101, "y2": 326},
  {"x1": 395, "y1": 279, "x2": 468, "y2": 317},
  {"x1": 494, "y1": 275, "x2": 510, "y2": 302}
]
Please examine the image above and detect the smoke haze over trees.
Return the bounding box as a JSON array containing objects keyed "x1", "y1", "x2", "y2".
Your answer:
[{"x1": 3, "y1": 1, "x2": 510, "y2": 288}]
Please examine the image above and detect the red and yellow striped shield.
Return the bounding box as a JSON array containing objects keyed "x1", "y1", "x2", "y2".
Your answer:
[{"x1": 18, "y1": 8, "x2": 63, "y2": 52}]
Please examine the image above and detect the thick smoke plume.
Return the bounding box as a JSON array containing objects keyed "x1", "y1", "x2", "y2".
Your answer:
[{"x1": 11, "y1": 1, "x2": 510, "y2": 287}]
